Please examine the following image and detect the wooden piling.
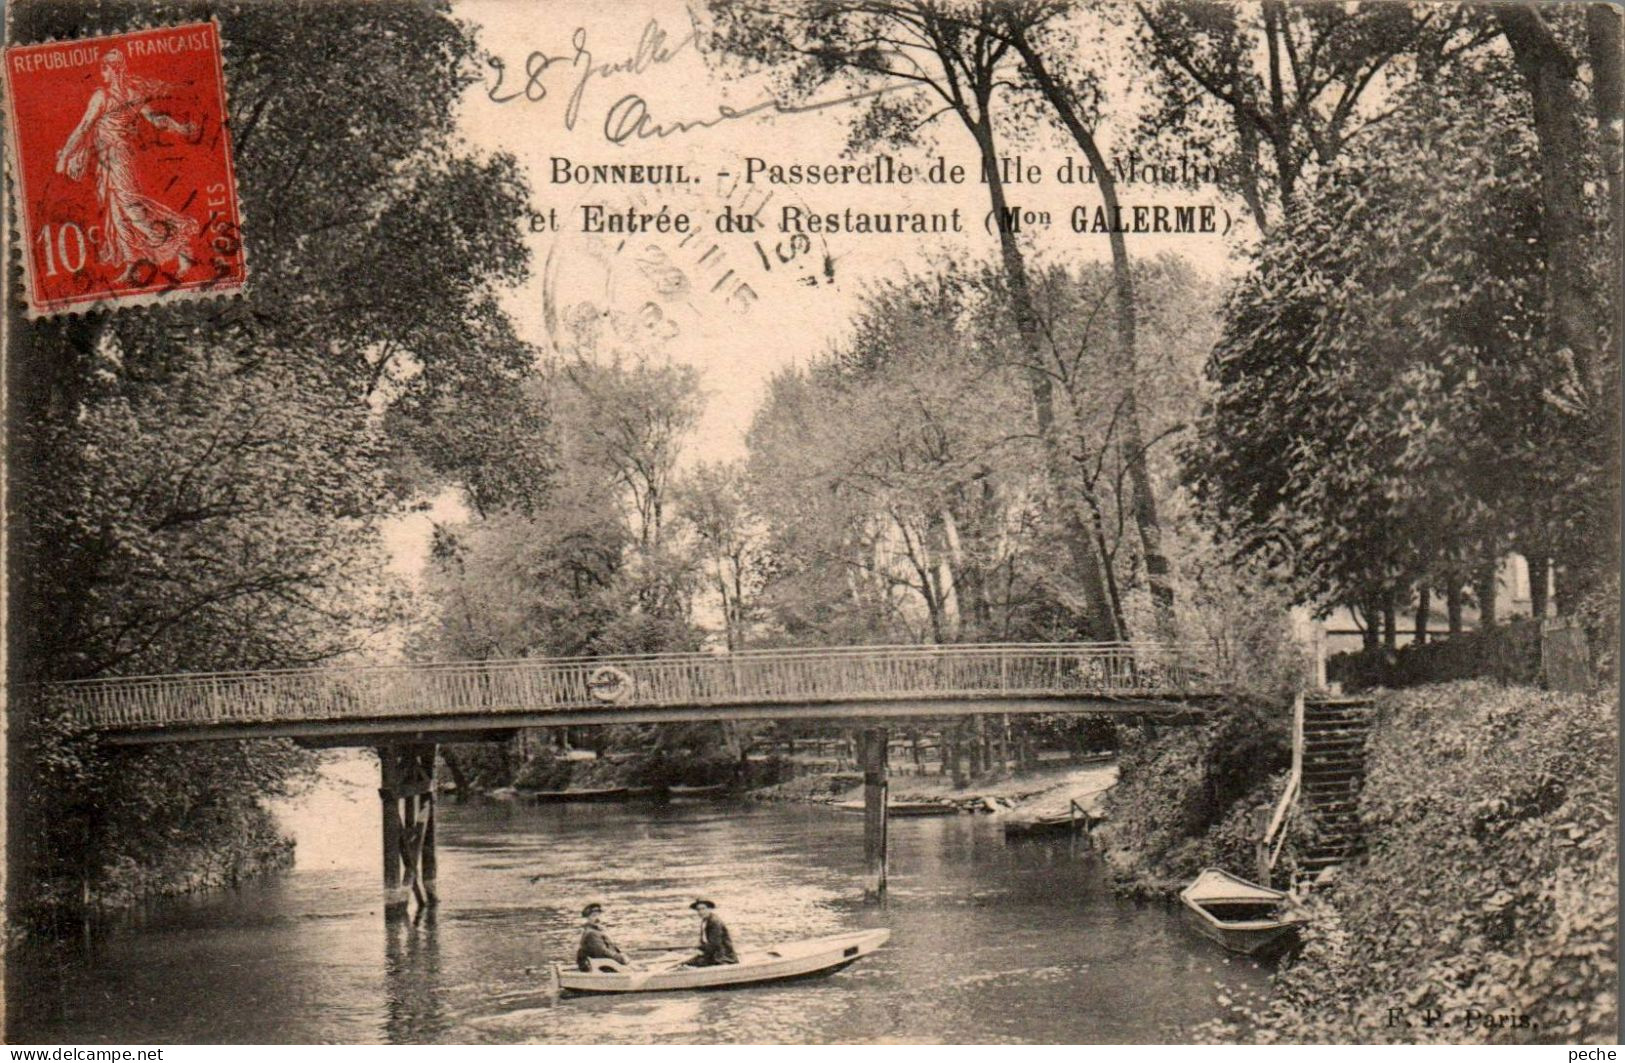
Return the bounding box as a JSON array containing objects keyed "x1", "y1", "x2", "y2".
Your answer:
[
  {"x1": 378, "y1": 746, "x2": 409, "y2": 922},
  {"x1": 1254, "y1": 806, "x2": 1272, "y2": 885},
  {"x1": 421, "y1": 789, "x2": 439, "y2": 906},
  {"x1": 401, "y1": 790, "x2": 424, "y2": 909},
  {"x1": 380, "y1": 743, "x2": 440, "y2": 920},
  {"x1": 861, "y1": 726, "x2": 889, "y2": 900}
]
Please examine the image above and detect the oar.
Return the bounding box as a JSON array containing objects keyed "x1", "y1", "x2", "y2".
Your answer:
[
  {"x1": 625, "y1": 951, "x2": 694, "y2": 990},
  {"x1": 628, "y1": 944, "x2": 694, "y2": 952}
]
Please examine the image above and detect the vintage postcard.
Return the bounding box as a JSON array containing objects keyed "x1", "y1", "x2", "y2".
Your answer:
[{"x1": 2, "y1": 0, "x2": 1618, "y2": 1048}]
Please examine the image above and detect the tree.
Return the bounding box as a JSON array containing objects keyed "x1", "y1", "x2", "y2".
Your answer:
[
  {"x1": 1493, "y1": 3, "x2": 1621, "y2": 598},
  {"x1": 8, "y1": 0, "x2": 538, "y2": 919},
  {"x1": 677, "y1": 461, "x2": 768, "y2": 651},
  {"x1": 708, "y1": 0, "x2": 1124, "y2": 638},
  {"x1": 413, "y1": 353, "x2": 707, "y2": 662},
  {"x1": 743, "y1": 256, "x2": 1218, "y2": 649},
  {"x1": 980, "y1": 2, "x2": 1177, "y2": 625},
  {"x1": 1187, "y1": 50, "x2": 1606, "y2": 624},
  {"x1": 1134, "y1": 0, "x2": 1496, "y2": 232},
  {"x1": 745, "y1": 266, "x2": 1061, "y2": 646},
  {"x1": 1013, "y1": 255, "x2": 1219, "y2": 635}
]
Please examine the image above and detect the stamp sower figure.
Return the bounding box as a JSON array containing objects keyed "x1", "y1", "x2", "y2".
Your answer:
[
  {"x1": 686, "y1": 898, "x2": 738, "y2": 966},
  {"x1": 55, "y1": 49, "x2": 200, "y2": 279},
  {"x1": 575, "y1": 902, "x2": 628, "y2": 971}
]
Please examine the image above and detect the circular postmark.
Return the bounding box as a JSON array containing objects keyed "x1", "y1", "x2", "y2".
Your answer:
[
  {"x1": 540, "y1": 178, "x2": 835, "y2": 359},
  {"x1": 585, "y1": 664, "x2": 634, "y2": 703}
]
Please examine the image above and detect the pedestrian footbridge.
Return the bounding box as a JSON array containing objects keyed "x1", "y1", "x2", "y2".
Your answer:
[
  {"x1": 41, "y1": 641, "x2": 1221, "y2": 745},
  {"x1": 36, "y1": 640, "x2": 1228, "y2": 919}
]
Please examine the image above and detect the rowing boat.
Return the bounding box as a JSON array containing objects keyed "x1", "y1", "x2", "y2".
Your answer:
[
  {"x1": 1002, "y1": 810, "x2": 1082, "y2": 838},
  {"x1": 525, "y1": 786, "x2": 661, "y2": 804},
  {"x1": 835, "y1": 800, "x2": 958, "y2": 817},
  {"x1": 1178, "y1": 867, "x2": 1306, "y2": 956},
  {"x1": 888, "y1": 801, "x2": 959, "y2": 817},
  {"x1": 667, "y1": 783, "x2": 729, "y2": 798},
  {"x1": 555, "y1": 928, "x2": 890, "y2": 994}
]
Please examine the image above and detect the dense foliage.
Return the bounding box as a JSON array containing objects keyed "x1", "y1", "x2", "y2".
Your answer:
[
  {"x1": 1327, "y1": 622, "x2": 1544, "y2": 692},
  {"x1": 1094, "y1": 699, "x2": 1290, "y2": 893},
  {"x1": 412, "y1": 356, "x2": 705, "y2": 662},
  {"x1": 745, "y1": 259, "x2": 1219, "y2": 648},
  {"x1": 1205, "y1": 683, "x2": 1617, "y2": 1043},
  {"x1": 1186, "y1": 15, "x2": 1618, "y2": 633},
  {"x1": 8, "y1": 0, "x2": 536, "y2": 925}
]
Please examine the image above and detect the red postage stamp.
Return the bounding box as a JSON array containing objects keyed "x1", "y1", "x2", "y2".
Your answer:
[{"x1": 3, "y1": 21, "x2": 245, "y2": 317}]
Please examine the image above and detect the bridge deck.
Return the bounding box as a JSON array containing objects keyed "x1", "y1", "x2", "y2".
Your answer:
[{"x1": 38, "y1": 642, "x2": 1220, "y2": 744}]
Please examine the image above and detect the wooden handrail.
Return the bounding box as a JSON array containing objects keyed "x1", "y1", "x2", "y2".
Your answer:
[
  {"x1": 1261, "y1": 691, "x2": 1305, "y2": 872},
  {"x1": 34, "y1": 642, "x2": 1219, "y2": 732}
]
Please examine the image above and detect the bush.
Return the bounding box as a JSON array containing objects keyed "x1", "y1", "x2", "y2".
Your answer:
[
  {"x1": 1165, "y1": 508, "x2": 1308, "y2": 703},
  {"x1": 508, "y1": 749, "x2": 793, "y2": 792},
  {"x1": 1328, "y1": 621, "x2": 1542, "y2": 691},
  {"x1": 1096, "y1": 697, "x2": 1291, "y2": 893},
  {"x1": 14, "y1": 712, "x2": 316, "y2": 933},
  {"x1": 1205, "y1": 681, "x2": 1616, "y2": 1043}
]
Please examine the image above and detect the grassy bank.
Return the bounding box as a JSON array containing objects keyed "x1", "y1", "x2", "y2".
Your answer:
[
  {"x1": 15, "y1": 724, "x2": 315, "y2": 936},
  {"x1": 747, "y1": 759, "x2": 1119, "y2": 813},
  {"x1": 1204, "y1": 682, "x2": 1617, "y2": 1043},
  {"x1": 1093, "y1": 698, "x2": 1291, "y2": 897},
  {"x1": 503, "y1": 750, "x2": 792, "y2": 793}
]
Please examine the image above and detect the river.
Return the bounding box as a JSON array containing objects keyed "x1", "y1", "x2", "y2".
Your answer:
[{"x1": 10, "y1": 754, "x2": 1271, "y2": 1043}]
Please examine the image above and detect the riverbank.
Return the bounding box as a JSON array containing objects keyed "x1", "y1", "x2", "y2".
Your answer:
[
  {"x1": 1207, "y1": 681, "x2": 1617, "y2": 1044},
  {"x1": 477, "y1": 748, "x2": 792, "y2": 800},
  {"x1": 747, "y1": 757, "x2": 1119, "y2": 817},
  {"x1": 1092, "y1": 681, "x2": 1617, "y2": 1043},
  {"x1": 1092, "y1": 697, "x2": 1290, "y2": 899}
]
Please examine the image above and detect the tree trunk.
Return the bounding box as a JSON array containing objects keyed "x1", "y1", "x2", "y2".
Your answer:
[
  {"x1": 439, "y1": 748, "x2": 470, "y2": 805},
  {"x1": 1500, "y1": 6, "x2": 1620, "y2": 600},
  {"x1": 1381, "y1": 597, "x2": 1397, "y2": 653},
  {"x1": 1554, "y1": 565, "x2": 1579, "y2": 616},
  {"x1": 1358, "y1": 596, "x2": 1380, "y2": 652},
  {"x1": 1086, "y1": 495, "x2": 1129, "y2": 642},
  {"x1": 1413, "y1": 586, "x2": 1430, "y2": 646},
  {"x1": 1497, "y1": 4, "x2": 1604, "y2": 396},
  {"x1": 969, "y1": 111, "x2": 1123, "y2": 641},
  {"x1": 1589, "y1": 7, "x2": 1624, "y2": 239},
  {"x1": 1476, "y1": 561, "x2": 1499, "y2": 628},
  {"x1": 1528, "y1": 554, "x2": 1550, "y2": 620},
  {"x1": 1588, "y1": 5, "x2": 1625, "y2": 599},
  {"x1": 1447, "y1": 581, "x2": 1465, "y2": 635},
  {"x1": 1006, "y1": 25, "x2": 1174, "y2": 629}
]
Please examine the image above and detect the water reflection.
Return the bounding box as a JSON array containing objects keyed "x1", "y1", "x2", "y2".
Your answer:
[
  {"x1": 10, "y1": 790, "x2": 1274, "y2": 1044},
  {"x1": 383, "y1": 909, "x2": 449, "y2": 1044}
]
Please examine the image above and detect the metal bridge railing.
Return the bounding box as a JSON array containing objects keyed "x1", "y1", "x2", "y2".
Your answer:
[{"x1": 38, "y1": 642, "x2": 1217, "y2": 732}]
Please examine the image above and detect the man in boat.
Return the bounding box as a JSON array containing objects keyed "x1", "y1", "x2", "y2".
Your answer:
[
  {"x1": 685, "y1": 898, "x2": 738, "y2": 966},
  {"x1": 575, "y1": 902, "x2": 629, "y2": 971}
]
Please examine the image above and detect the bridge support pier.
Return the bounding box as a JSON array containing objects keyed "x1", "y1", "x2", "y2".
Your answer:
[
  {"x1": 378, "y1": 744, "x2": 439, "y2": 921},
  {"x1": 861, "y1": 727, "x2": 888, "y2": 901}
]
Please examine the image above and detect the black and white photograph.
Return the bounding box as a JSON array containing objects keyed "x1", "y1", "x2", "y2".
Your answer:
[{"x1": 1, "y1": 0, "x2": 1619, "y2": 1046}]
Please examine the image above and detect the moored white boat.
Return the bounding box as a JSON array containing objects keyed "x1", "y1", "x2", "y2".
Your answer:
[
  {"x1": 1178, "y1": 867, "x2": 1305, "y2": 956},
  {"x1": 555, "y1": 928, "x2": 891, "y2": 994}
]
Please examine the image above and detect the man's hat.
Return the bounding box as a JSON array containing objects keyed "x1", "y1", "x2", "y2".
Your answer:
[
  {"x1": 581, "y1": 902, "x2": 604, "y2": 917},
  {"x1": 688, "y1": 898, "x2": 716, "y2": 910}
]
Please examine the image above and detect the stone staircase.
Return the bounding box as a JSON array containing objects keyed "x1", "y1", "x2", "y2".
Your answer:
[{"x1": 1295, "y1": 696, "x2": 1375, "y2": 884}]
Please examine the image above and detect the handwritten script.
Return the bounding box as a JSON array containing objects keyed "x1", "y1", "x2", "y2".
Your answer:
[{"x1": 486, "y1": 17, "x2": 910, "y2": 145}]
